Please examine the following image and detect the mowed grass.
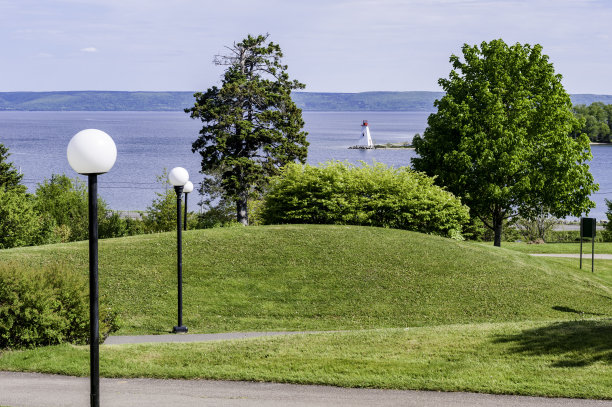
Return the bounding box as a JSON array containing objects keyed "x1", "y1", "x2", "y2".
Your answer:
[
  {"x1": 2, "y1": 320, "x2": 612, "y2": 399},
  {"x1": 501, "y1": 241, "x2": 612, "y2": 254},
  {"x1": 2, "y1": 225, "x2": 612, "y2": 398},
  {"x1": 1, "y1": 225, "x2": 611, "y2": 334}
]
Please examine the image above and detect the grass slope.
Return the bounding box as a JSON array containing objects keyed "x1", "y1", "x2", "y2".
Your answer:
[{"x1": 1, "y1": 225, "x2": 610, "y2": 335}]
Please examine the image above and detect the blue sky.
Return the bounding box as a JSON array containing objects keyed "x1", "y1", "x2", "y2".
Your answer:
[{"x1": 1, "y1": 0, "x2": 611, "y2": 93}]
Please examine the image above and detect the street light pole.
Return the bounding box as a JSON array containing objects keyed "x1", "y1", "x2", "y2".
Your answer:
[
  {"x1": 67, "y1": 129, "x2": 117, "y2": 407},
  {"x1": 168, "y1": 167, "x2": 189, "y2": 333},
  {"x1": 88, "y1": 173, "x2": 99, "y2": 407},
  {"x1": 183, "y1": 181, "x2": 193, "y2": 232}
]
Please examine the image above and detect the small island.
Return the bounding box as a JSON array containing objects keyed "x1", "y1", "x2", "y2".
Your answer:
[{"x1": 373, "y1": 142, "x2": 414, "y2": 149}]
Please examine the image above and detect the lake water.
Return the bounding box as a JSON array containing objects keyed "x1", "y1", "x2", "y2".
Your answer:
[{"x1": 1, "y1": 111, "x2": 610, "y2": 220}]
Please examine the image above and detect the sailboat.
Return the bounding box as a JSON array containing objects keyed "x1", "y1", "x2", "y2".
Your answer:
[{"x1": 349, "y1": 120, "x2": 375, "y2": 149}]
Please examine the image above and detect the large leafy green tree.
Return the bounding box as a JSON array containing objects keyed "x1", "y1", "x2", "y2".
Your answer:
[
  {"x1": 412, "y1": 39, "x2": 597, "y2": 246},
  {"x1": 186, "y1": 34, "x2": 308, "y2": 225}
]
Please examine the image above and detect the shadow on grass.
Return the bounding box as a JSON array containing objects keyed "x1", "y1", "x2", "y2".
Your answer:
[
  {"x1": 551, "y1": 305, "x2": 605, "y2": 316},
  {"x1": 494, "y1": 318, "x2": 612, "y2": 367}
]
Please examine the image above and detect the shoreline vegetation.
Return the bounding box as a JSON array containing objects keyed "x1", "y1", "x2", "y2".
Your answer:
[{"x1": 374, "y1": 142, "x2": 414, "y2": 149}]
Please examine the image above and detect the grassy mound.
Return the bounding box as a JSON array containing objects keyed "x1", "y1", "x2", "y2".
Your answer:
[{"x1": 1, "y1": 225, "x2": 610, "y2": 334}]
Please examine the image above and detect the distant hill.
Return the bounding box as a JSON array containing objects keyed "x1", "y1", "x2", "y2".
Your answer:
[
  {"x1": 0, "y1": 91, "x2": 194, "y2": 112},
  {"x1": 0, "y1": 91, "x2": 610, "y2": 111},
  {"x1": 291, "y1": 91, "x2": 444, "y2": 111},
  {"x1": 568, "y1": 94, "x2": 612, "y2": 106}
]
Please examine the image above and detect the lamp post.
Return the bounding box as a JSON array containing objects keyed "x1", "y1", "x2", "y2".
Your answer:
[
  {"x1": 168, "y1": 167, "x2": 189, "y2": 333},
  {"x1": 67, "y1": 129, "x2": 117, "y2": 407},
  {"x1": 183, "y1": 181, "x2": 193, "y2": 231}
]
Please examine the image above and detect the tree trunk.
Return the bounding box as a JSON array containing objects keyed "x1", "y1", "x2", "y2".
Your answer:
[
  {"x1": 493, "y1": 211, "x2": 503, "y2": 247},
  {"x1": 236, "y1": 195, "x2": 248, "y2": 226}
]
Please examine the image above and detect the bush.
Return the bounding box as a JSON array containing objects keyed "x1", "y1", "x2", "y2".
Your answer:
[
  {"x1": 99, "y1": 210, "x2": 127, "y2": 238},
  {"x1": 0, "y1": 262, "x2": 120, "y2": 349},
  {"x1": 604, "y1": 199, "x2": 612, "y2": 242},
  {"x1": 0, "y1": 189, "x2": 46, "y2": 249},
  {"x1": 144, "y1": 189, "x2": 178, "y2": 232},
  {"x1": 34, "y1": 174, "x2": 109, "y2": 242},
  {"x1": 260, "y1": 161, "x2": 470, "y2": 237},
  {"x1": 514, "y1": 214, "x2": 557, "y2": 242}
]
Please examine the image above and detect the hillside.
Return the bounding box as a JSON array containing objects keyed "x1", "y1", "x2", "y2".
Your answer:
[
  {"x1": 0, "y1": 91, "x2": 610, "y2": 111},
  {"x1": 1, "y1": 225, "x2": 610, "y2": 335}
]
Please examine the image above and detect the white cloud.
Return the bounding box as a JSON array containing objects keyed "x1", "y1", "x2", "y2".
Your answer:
[{"x1": 80, "y1": 47, "x2": 97, "y2": 53}]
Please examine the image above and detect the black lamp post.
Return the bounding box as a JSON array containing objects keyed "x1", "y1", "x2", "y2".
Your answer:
[
  {"x1": 183, "y1": 181, "x2": 193, "y2": 231},
  {"x1": 67, "y1": 129, "x2": 117, "y2": 407},
  {"x1": 168, "y1": 167, "x2": 189, "y2": 333}
]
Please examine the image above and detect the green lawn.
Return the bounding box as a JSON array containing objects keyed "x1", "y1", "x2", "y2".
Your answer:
[
  {"x1": 2, "y1": 320, "x2": 612, "y2": 399},
  {"x1": 1, "y1": 224, "x2": 612, "y2": 398},
  {"x1": 500, "y1": 241, "x2": 612, "y2": 254},
  {"x1": 1, "y1": 225, "x2": 610, "y2": 334}
]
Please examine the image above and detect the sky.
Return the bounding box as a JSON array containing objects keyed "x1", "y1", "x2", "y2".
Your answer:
[{"x1": 1, "y1": 0, "x2": 611, "y2": 94}]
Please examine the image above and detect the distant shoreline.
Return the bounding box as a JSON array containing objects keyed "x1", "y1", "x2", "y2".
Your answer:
[{"x1": 1, "y1": 91, "x2": 612, "y2": 112}]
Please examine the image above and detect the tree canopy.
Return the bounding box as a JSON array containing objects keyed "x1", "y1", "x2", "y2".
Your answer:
[
  {"x1": 572, "y1": 102, "x2": 612, "y2": 143},
  {"x1": 186, "y1": 34, "x2": 308, "y2": 225},
  {"x1": 412, "y1": 39, "x2": 598, "y2": 246}
]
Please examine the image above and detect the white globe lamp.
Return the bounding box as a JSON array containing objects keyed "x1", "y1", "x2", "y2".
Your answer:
[
  {"x1": 67, "y1": 129, "x2": 117, "y2": 175},
  {"x1": 168, "y1": 167, "x2": 189, "y2": 187},
  {"x1": 182, "y1": 180, "x2": 194, "y2": 232}
]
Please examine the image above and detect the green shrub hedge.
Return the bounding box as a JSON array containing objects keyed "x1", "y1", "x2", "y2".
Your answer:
[
  {"x1": 0, "y1": 262, "x2": 119, "y2": 349},
  {"x1": 260, "y1": 161, "x2": 470, "y2": 237}
]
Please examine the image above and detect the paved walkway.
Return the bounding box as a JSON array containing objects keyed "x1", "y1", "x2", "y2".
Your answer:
[
  {"x1": 2, "y1": 371, "x2": 612, "y2": 407},
  {"x1": 104, "y1": 330, "x2": 323, "y2": 345}
]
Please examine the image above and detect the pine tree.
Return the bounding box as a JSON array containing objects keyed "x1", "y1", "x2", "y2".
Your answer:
[
  {"x1": 0, "y1": 143, "x2": 25, "y2": 193},
  {"x1": 186, "y1": 34, "x2": 308, "y2": 225}
]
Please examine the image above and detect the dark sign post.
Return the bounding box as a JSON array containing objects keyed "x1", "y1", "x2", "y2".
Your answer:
[{"x1": 580, "y1": 217, "x2": 596, "y2": 273}]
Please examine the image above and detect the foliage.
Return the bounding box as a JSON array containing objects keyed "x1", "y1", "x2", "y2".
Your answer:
[
  {"x1": 98, "y1": 211, "x2": 127, "y2": 238},
  {"x1": 260, "y1": 161, "x2": 470, "y2": 237},
  {"x1": 192, "y1": 169, "x2": 237, "y2": 229},
  {"x1": 186, "y1": 34, "x2": 308, "y2": 225},
  {"x1": 0, "y1": 144, "x2": 46, "y2": 249},
  {"x1": 144, "y1": 189, "x2": 178, "y2": 233},
  {"x1": 0, "y1": 189, "x2": 46, "y2": 249},
  {"x1": 143, "y1": 171, "x2": 179, "y2": 233},
  {"x1": 514, "y1": 214, "x2": 557, "y2": 242},
  {"x1": 412, "y1": 39, "x2": 598, "y2": 247},
  {"x1": 0, "y1": 262, "x2": 119, "y2": 349},
  {"x1": 33, "y1": 174, "x2": 111, "y2": 242},
  {"x1": 572, "y1": 102, "x2": 612, "y2": 143},
  {"x1": 604, "y1": 199, "x2": 612, "y2": 242},
  {"x1": 124, "y1": 216, "x2": 147, "y2": 236},
  {"x1": 0, "y1": 143, "x2": 25, "y2": 193}
]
